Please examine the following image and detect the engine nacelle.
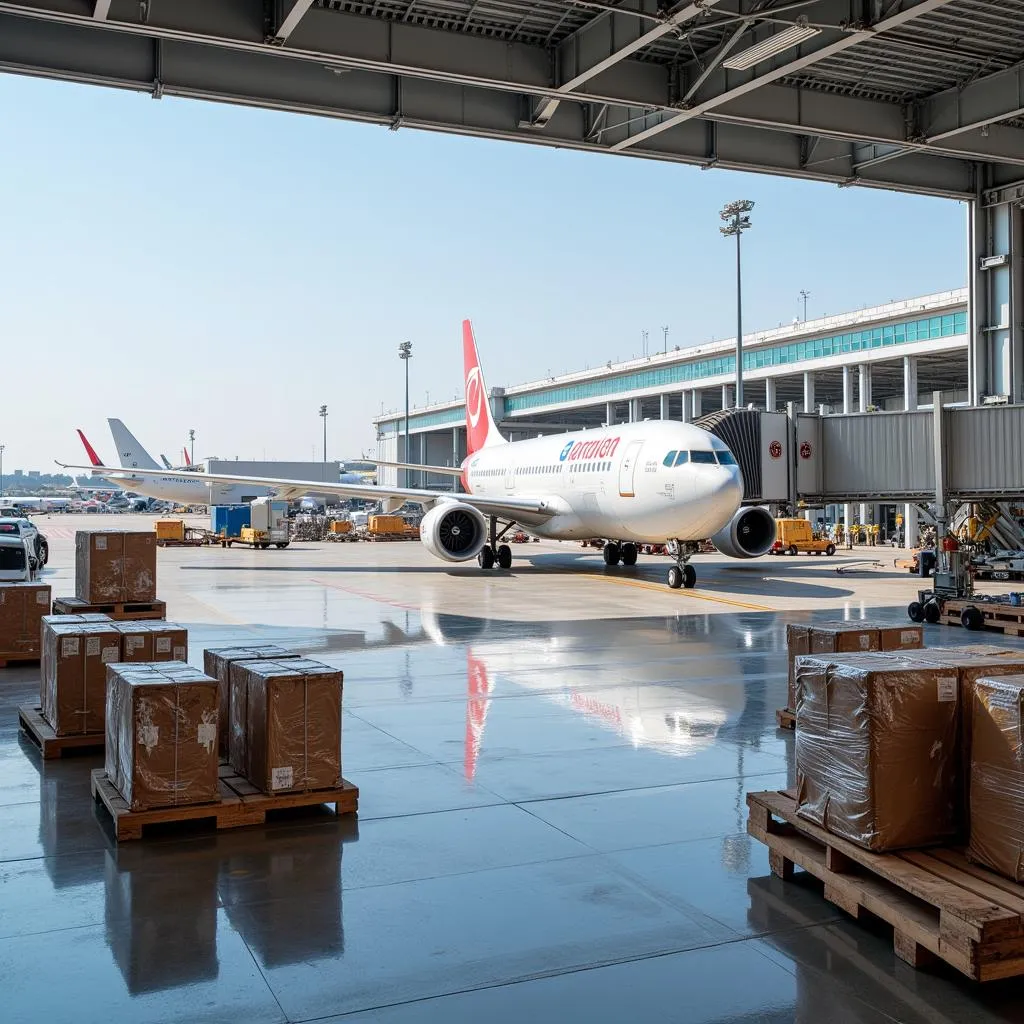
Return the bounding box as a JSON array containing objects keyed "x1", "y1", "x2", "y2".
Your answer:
[
  {"x1": 710, "y1": 506, "x2": 776, "y2": 559},
  {"x1": 420, "y1": 502, "x2": 489, "y2": 563}
]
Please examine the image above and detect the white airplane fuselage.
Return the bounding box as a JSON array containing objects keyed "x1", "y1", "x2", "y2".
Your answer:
[{"x1": 462, "y1": 419, "x2": 743, "y2": 543}]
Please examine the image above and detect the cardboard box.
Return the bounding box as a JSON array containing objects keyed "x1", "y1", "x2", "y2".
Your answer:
[
  {"x1": 203, "y1": 645, "x2": 301, "y2": 757},
  {"x1": 115, "y1": 621, "x2": 187, "y2": 663},
  {"x1": 229, "y1": 659, "x2": 342, "y2": 794},
  {"x1": 41, "y1": 618, "x2": 121, "y2": 735},
  {"x1": 785, "y1": 623, "x2": 811, "y2": 712},
  {"x1": 875, "y1": 623, "x2": 924, "y2": 652},
  {"x1": 809, "y1": 623, "x2": 881, "y2": 656},
  {"x1": 75, "y1": 531, "x2": 157, "y2": 604},
  {"x1": 104, "y1": 662, "x2": 219, "y2": 811},
  {"x1": 795, "y1": 653, "x2": 960, "y2": 851},
  {"x1": 0, "y1": 582, "x2": 50, "y2": 656},
  {"x1": 969, "y1": 676, "x2": 1024, "y2": 882}
]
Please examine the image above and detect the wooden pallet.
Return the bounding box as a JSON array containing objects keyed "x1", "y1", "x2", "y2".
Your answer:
[
  {"x1": 18, "y1": 705, "x2": 104, "y2": 759},
  {"x1": 939, "y1": 599, "x2": 1024, "y2": 636},
  {"x1": 91, "y1": 764, "x2": 359, "y2": 841},
  {"x1": 775, "y1": 707, "x2": 795, "y2": 730},
  {"x1": 0, "y1": 652, "x2": 40, "y2": 670},
  {"x1": 747, "y1": 790, "x2": 1024, "y2": 982},
  {"x1": 52, "y1": 597, "x2": 167, "y2": 621}
]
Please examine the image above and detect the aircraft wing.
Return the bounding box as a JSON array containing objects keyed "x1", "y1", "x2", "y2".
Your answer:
[
  {"x1": 64, "y1": 465, "x2": 556, "y2": 521},
  {"x1": 367, "y1": 459, "x2": 463, "y2": 478}
]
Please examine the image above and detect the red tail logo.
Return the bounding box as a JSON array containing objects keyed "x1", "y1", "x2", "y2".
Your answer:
[
  {"x1": 463, "y1": 319, "x2": 503, "y2": 456},
  {"x1": 183, "y1": 447, "x2": 192, "y2": 467},
  {"x1": 77, "y1": 430, "x2": 104, "y2": 467}
]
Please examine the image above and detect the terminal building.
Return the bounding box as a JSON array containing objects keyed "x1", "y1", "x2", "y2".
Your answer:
[{"x1": 375, "y1": 288, "x2": 971, "y2": 541}]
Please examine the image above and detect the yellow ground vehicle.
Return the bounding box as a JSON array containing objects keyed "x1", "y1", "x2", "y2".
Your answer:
[{"x1": 770, "y1": 518, "x2": 836, "y2": 556}]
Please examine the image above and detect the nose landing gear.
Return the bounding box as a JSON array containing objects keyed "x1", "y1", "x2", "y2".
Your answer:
[{"x1": 666, "y1": 540, "x2": 697, "y2": 590}]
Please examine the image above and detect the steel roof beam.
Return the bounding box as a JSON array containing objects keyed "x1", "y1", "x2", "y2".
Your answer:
[
  {"x1": 924, "y1": 62, "x2": 1024, "y2": 143},
  {"x1": 271, "y1": 0, "x2": 316, "y2": 45},
  {"x1": 93, "y1": 0, "x2": 110, "y2": 18},
  {"x1": 524, "y1": 0, "x2": 722, "y2": 128},
  {"x1": 609, "y1": 0, "x2": 961, "y2": 151}
]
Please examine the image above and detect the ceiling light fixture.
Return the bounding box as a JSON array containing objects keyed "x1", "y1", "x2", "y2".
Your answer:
[{"x1": 722, "y1": 18, "x2": 823, "y2": 71}]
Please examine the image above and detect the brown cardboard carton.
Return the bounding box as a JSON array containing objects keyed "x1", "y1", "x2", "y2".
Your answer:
[
  {"x1": 809, "y1": 623, "x2": 881, "y2": 656},
  {"x1": 875, "y1": 624, "x2": 924, "y2": 652},
  {"x1": 203, "y1": 645, "x2": 301, "y2": 756},
  {"x1": 145, "y1": 622, "x2": 188, "y2": 663},
  {"x1": 785, "y1": 623, "x2": 811, "y2": 712},
  {"x1": 969, "y1": 676, "x2": 1024, "y2": 882},
  {"x1": 104, "y1": 662, "x2": 219, "y2": 811},
  {"x1": 75, "y1": 531, "x2": 157, "y2": 603},
  {"x1": 41, "y1": 619, "x2": 121, "y2": 735},
  {"x1": 229, "y1": 659, "x2": 342, "y2": 794},
  {"x1": 795, "y1": 652, "x2": 959, "y2": 851},
  {"x1": 115, "y1": 621, "x2": 155, "y2": 662},
  {"x1": 0, "y1": 582, "x2": 51, "y2": 656}
]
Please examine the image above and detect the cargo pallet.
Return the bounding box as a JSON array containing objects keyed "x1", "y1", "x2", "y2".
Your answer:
[
  {"x1": 775, "y1": 707, "x2": 796, "y2": 730},
  {"x1": 91, "y1": 764, "x2": 359, "y2": 841},
  {"x1": 935, "y1": 598, "x2": 1024, "y2": 636},
  {"x1": 52, "y1": 597, "x2": 166, "y2": 621},
  {"x1": 0, "y1": 652, "x2": 40, "y2": 670},
  {"x1": 747, "y1": 790, "x2": 1024, "y2": 982},
  {"x1": 18, "y1": 705, "x2": 104, "y2": 759}
]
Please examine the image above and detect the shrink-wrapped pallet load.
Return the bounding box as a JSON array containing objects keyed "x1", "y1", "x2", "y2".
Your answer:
[
  {"x1": 969, "y1": 675, "x2": 1024, "y2": 882},
  {"x1": 41, "y1": 618, "x2": 121, "y2": 735},
  {"x1": 104, "y1": 662, "x2": 219, "y2": 811},
  {"x1": 228, "y1": 658, "x2": 342, "y2": 794},
  {"x1": 795, "y1": 652, "x2": 960, "y2": 852}
]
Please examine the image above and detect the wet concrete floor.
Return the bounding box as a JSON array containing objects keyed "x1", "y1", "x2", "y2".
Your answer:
[{"x1": 2, "y1": 515, "x2": 1023, "y2": 1022}]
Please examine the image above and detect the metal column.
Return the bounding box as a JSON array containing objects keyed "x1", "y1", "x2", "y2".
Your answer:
[
  {"x1": 803, "y1": 372, "x2": 816, "y2": 414},
  {"x1": 842, "y1": 366, "x2": 853, "y2": 533},
  {"x1": 764, "y1": 377, "x2": 776, "y2": 413},
  {"x1": 721, "y1": 384, "x2": 733, "y2": 409},
  {"x1": 690, "y1": 390, "x2": 701, "y2": 419},
  {"x1": 660, "y1": 394, "x2": 669, "y2": 420},
  {"x1": 857, "y1": 364, "x2": 872, "y2": 530},
  {"x1": 681, "y1": 390, "x2": 691, "y2": 422},
  {"x1": 903, "y1": 356, "x2": 918, "y2": 547}
]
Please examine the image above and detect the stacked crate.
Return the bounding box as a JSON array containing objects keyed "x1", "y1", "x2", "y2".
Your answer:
[{"x1": 0, "y1": 581, "x2": 51, "y2": 664}]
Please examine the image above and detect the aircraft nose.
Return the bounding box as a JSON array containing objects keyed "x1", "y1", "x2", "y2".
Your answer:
[{"x1": 718, "y1": 468, "x2": 744, "y2": 508}]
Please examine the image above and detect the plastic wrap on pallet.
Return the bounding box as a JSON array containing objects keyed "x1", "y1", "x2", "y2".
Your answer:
[
  {"x1": 203, "y1": 645, "x2": 302, "y2": 757},
  {"x1": 104, "y1": 662, "x2": 219, "y2": 812},
  {"x1": 0, "y1": 581, "x2": 50, "y2": 657},
  {"x1": 41, "y1": 618, "x2": 120, "y2": 736},
  {"x1": 785, "y1": 623, "x2": 811, "y2": 713},
  {"x1": 75, "y1": 531, "x2": 157, "y2": 604},
  {"x1": 229, "y1": 659, "x2": 342, "y2": 795},
  {"x1": 795, "y1": 652, "x2": 960, "y2": 852},
  {"x1": 969, "y1": 675, "x2": 1024, "y2": 882}
]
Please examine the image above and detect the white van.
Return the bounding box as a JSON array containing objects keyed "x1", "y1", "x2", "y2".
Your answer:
[{"x1": 0, "y1": 533, "x2": 36, "y2": 582}]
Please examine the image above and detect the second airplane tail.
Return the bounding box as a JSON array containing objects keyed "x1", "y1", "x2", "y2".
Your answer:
[{"x1": 108, "y1": 418, "x2": 162, "y2": 471}]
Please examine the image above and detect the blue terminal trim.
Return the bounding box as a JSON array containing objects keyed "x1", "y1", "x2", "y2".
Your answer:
[
  {"x1": 378, "y1": 407, "x2": 464, "y2": 433},
  {"x1": 504, "y1": 311, "x2": 967, "y2": 414}
]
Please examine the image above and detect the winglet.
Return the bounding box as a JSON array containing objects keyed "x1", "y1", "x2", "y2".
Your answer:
[
  {"x1": 462, "y1": 319, "x2": 505, "y2": 456},
  {"x1": 77, "y1": 430, "x2": 105, "y2": 467}
]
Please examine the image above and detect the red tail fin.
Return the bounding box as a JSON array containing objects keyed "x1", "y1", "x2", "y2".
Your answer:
[
  {"x1": 183, "y1": 447, "x2": 192, "y2": 466},
  {"x1": 77, "y1": 430, "x2": 104, "y2": 467},
  {"x1": 462, "y1": 319, "x2": 504, "y2": 456}
]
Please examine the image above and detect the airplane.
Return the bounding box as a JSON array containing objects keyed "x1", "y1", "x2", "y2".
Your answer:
[
  {"x1": 159, "y1": 448, "x2": 197, "y2": 471},
  {"x1": 69, "y1": 321, "x2": 777, "y2": 588}
]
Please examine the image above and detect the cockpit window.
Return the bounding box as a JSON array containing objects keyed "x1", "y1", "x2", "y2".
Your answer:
[
  {"x1": 662, "y1": 451, "x2": 677, "y2": 467},
  {"x1": 715, "y1": 451, "x2": 737, "y2": 466},
  {"x1": 691, "y1": 451, "x2": 717, "y2": 465},
  {"x1": 674, "y1": 451, "x2": 690, "y2": 466}
]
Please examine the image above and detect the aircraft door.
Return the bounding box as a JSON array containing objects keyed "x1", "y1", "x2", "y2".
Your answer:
[
  {"x1": 504, "y1": 464, "x2": 516, "y2": 490},
  {"x1": 617, "y1": 440, "x2": 644, "y2": 498}
]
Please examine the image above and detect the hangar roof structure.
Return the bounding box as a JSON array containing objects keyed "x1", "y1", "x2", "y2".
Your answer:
[{"x1": 1, "y1": 0, "x2": 1023, "y2": 199}]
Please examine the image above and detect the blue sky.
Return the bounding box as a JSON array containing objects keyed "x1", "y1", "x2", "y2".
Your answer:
[{"x1": 0, "y1": 72, "x2": 967, "y2": 471}]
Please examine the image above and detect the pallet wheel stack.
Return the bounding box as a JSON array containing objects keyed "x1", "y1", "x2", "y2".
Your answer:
[
  {"x1": 18, "y1": 615, "x2": 191, "y2": 758},
  {"x1": 51, "y1": 530, "x2": 165, "y2": 620},
  {"x1": 0, "y1": 579, "x2": 51, "y2": 669},
  {"x1": 92, "y1": 650, "x2": 358, "y2": 840},
  {"x1": 752, "y1": 641, "x2": 1024, "y2": 980}
]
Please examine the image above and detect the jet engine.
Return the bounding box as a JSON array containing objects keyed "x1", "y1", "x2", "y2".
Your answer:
[
  {"x1": 420, "y1": 502, "x2": 489, "y2": 562},
  {"x1": 710, "y1": 506, "x2": 776, "y2": 559}
]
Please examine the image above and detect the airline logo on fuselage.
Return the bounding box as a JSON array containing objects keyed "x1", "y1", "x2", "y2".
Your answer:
[{"x1": 560, "y1": 436, "x2": 621, "y2": 462}]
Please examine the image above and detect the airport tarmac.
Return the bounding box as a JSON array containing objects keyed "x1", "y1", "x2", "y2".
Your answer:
[{"x1": 3, "y1": 514, "x2": 1023, "y2": 1023}]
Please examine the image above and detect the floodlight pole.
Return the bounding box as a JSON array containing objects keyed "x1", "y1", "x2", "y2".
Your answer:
[{"x1": 720, "y1": 200, "x2": 754, "y2": 408}]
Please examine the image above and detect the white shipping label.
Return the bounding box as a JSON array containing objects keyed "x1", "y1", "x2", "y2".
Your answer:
[
  {"x1": 901, "y1": 630, "x2": 919, "y2": 645},
  {"x1": 155, "y1": 637, "x2": 171, "y2": 654},
  {"x1": 86, "y1": 637, "x2": 101, "y2": 657},
  {"x1": 197, "y1": 723, "x2": 217, "y2": 753},
  {"x1": 95, "y1": 536, "x2": 107, "y2": 550},
  {"x1": 271, "y1": 766, "x2": 294, "y2": 791},
  {"x1": 101, "y1": 646, "x2": 119, "y2": 663},
  {"x1": 36, "y1": 591, "x2": 49, "y2": 605},
  {"x1": 937, "y1": 676, "x2": 958, "y2": 702},
  {"x1": 139, "y1": 724, "x2": 159, "y2": 751},
  {"x1": 858, "y1": 635, "x2": 870, "y2": 649},
  {"x1": 127, "y1": 636, "x2": 144, "y2": 651},
  {"x1": 173, "y1": 646, "x2": 186, "y2": 661},
  {"x1": 61, "y1": 637, "x2": 80, "y2": 657}
]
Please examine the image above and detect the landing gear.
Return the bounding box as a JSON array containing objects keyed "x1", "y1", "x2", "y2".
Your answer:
[
  {"x1": 478, "y1": 518, "x2": 514, "y2": 570},
  {"x1": 621, "y1": 543, "x2": 638, "y2": 567},
  {"x1": 603, "y1": 542, "x2": 621, "y2": 566},
  {"x1": 666, "y1": 540, "x2": 697, "y2": 589}
]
